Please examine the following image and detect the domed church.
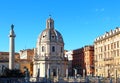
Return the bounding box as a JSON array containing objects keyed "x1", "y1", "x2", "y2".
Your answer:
[{"x1": 33, "y1": 17, "x2": 68, "y2": 79}]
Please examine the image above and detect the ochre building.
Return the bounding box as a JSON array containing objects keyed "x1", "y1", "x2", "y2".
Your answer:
[
  {"x1": 84, "y1": 45, "x2": 94, "y2": 76},
  {"x1": 71, "y1": 45, "x2": 94, "y2": 77},
  {"x1": 72, "y1": 48, "x2": 84, "y2": 76},
  {"x1": 19, "y1": 49, "x2": 34, "y2": 76}
]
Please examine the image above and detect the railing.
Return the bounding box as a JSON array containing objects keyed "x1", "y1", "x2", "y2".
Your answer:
[{"x1": 104, "y1": 58, "x2": 114, "y2": 61}]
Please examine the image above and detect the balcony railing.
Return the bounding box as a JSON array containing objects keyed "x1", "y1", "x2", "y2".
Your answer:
[{"x1": 104, "y1": 58, "x2": 114, "y2": 61}]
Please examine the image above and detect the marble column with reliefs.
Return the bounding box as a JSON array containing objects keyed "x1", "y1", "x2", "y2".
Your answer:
[{"x1": 9, "y1": 24, "x2": 16, "y2": 70}]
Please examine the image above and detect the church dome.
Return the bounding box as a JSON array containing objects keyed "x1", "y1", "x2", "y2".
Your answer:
[
  {"x1": 33, "y1": 17, "x2": 67, "y2": 78},
  {"x1": 37, "y1": 18, "x2": 64, "y2": 44}
]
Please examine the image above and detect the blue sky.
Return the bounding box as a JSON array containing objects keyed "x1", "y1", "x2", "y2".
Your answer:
[{"x1": 0, "y1": 0, "x2": 120, "y2": 52}]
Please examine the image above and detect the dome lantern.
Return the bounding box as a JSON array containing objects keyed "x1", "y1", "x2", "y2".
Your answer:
[{"x1": 46, "y1": 17, "x2": 54, "y2": 29}]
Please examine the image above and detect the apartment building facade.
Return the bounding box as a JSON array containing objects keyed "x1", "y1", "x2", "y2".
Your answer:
[
  {"x1": 84, "y1": 45, "x2": 94, "y2": 76},
  {"x1": 72, "y1": 46, "x2": 94, "y2": 76},
  {"x1": 94, "y1": 27, "x2": 120, "y2": 78},
  {"x1": 72, "y1": 48, "x2": 84, "y2": 76}
]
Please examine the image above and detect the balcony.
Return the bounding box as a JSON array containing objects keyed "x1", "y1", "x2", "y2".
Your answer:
[
  {"x1": 104, "y1": 58, "x2": 114, "y2": 61},
  {"x1": 94, "y1": 60, "x2": 98, "y2": 62}
]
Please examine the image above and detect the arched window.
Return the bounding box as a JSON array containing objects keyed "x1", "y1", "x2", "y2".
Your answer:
[
  {"x1": 52, "y1": 46, "x2": 55, "y2": 52},
  {"x1": 50, "y1": 22, "x2": 52, "y2": 28},
  {"x1": 52, "y1": 35, "x2": 55, "y2": 39},
  {"x1": 61, "y1": 47, "x2": 63, "y2": 53},
  {"x1": 42, "y1": 46, "x2": 45, "y2": 52},
  {"x1": 53, "y1": 69, "x2": 56, "y2": 76}
]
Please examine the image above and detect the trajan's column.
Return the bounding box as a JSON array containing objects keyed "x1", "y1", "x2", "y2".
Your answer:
[{"x1": 9, "y1": 24, "x2": 16, "y2": 70}]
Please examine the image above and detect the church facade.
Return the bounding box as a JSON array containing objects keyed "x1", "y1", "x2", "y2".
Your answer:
[{"x1": 33, "y1": 17, "x2": 68, "y2": 78}]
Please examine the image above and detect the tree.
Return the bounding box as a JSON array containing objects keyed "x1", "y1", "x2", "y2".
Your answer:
[{"x1": 0, "y1": 67, "x2": 24, "y2": 78}]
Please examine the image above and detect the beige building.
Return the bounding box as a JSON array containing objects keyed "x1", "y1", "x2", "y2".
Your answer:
[{"x1": 94, "y1": 27, "x2": 120, "y2": 78}]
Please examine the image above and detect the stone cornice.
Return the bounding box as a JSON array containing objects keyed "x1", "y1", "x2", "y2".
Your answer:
[{"x1": 94, "y1": 27, "x2": 120, "y2": 43}]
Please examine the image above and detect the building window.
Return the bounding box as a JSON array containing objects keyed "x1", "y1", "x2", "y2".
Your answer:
[
  {"x1": 117, "y1": 41, "x2": 119, "y2": 48},
  {"x1": 104, "y1": 46, "x2": 106, "y2": 51},
  {"x1": 101, "y1": 47, "x2": 103, "y2": 52},
  {"x1": 108, "y1": 44, "x2": 110, "y2": 50},
  {"x1": 50, "y1": 22, "x2": 52, "y2": 28},
  {"x1": 53, "y1": 69, "x2": 56, "y2": 76},
  {"x1": 52, "y1": 36, "x2": 55, "y2": 38},
  {"x1": 52, "y1": 46, "x2": 55, "y2": 52},
  {"x1": 114, "y1": 50, "x2": 116, "y2": 56},
  {"x1": 42, "y1": 46, "x2": 45, "y2": 52},
  {"x1": 61, "y1": 47, "x2": 63, "y2": 53},
  {"x1": 117, "y1": 50, "x2": 119, "y2": 56},
  {"x1": 114, "y1": 42, "x2": 116, "y2": 49},
  {"x1": 111, "y1": 43, "x2": 113, "y2": 49}
]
